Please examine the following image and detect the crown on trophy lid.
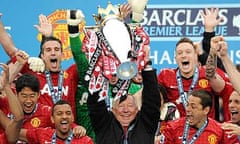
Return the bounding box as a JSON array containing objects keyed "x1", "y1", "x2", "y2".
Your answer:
[{"x1": 93, "y1": 1, "x2": 123, "y2": 26}]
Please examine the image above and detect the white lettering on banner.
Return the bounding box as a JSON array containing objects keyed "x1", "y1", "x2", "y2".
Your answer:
[
  {"x1": 150, "y1": 50, "x2": 176, "y2": 65},
  {"x1": 41, "y1": 84, "x2": 69, "y2": 96},
  {"x1": 151, "y1": 50, "x2": 158, "y2": 64},
  {"x1": 160, "y1": 50, "x2": 174, "y2": 64},
  {"x1": 185, "y1": 10, "x2": 202, "y2": 26},
  {"x1": 214, "y1": 26, "x2": 228, "y2": 35},
  {"x1": 143, "y1": 9, "x2": 228, "y2": 26},
  {"x1": 219, "y1": 9, "x2": 228, "y2": 25},
  {"x1": 230, "y1": 50, "x2": 240, "y2": 64},
  {"x1": 185, "y1": 26, "x2": 204, "y2": 36},
  {"x1": 141, "y1": 6, "x2": 240, "y2": 40},
  {"x1": 145, "y1": 10, "x2": 160, "y2": 25},
  {"x1": 144, "y1": 26, "x2": 228, "y2": 37},
  {"x1": 151, "y1": 49, "x2": 240, "y2": 65},
  {"x1": 162, "y1": 10, "x2": 174, "y2": 25},
  {"x1": 144, "y1": 26, "x2": 183, "y2": 36}
]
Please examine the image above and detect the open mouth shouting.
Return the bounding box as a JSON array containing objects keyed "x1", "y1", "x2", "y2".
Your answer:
[
  {"x1": 59, "y1": 120, "x2": 70, "y2": 132},
  {"x1": 50, "y1": 58, "x2": 58, "y2": 68},
  {"x1": 181, "y1": 61, "x2": 190, "y2": 70},
  {"x1": 186, "y1": 114, "x2": 194, "y2": 124},
  {"x1": 47, "y1": 58, "x2": 60, "y2": 72},
  {"x1": 230, "y1": 110, "x2": 240, "y2": 122},
  {"x1": 23, "y1": 103, "x2": 35, "y2": 114}
]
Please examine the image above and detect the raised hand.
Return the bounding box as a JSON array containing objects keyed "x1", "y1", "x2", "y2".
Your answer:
[
  {"x1": 216, "y1": 41, "x2": 228, "y2": 58},
  {"x1": 72, "y1": 125, "x2": 86, "y2": 138},
  {"x1": 201, "y1": 8, "x2": 223, "y2": 32},
  {"x1": 34, "y1": 14, "x2": 52, "y2": 37},
  {"x1": 222, "y1": 122, "x2": 240, "y2": 135},
  {"x1": 210, "y1": 35, "x2": 227, "y2": 58},
  {"x1": 194, "y1": 41, "x2": 203, "y2": 55},
  {"x1": 119, "y1": 3, "x2": 132, "y2": 19},
  {"x1": 15, "y1": 50, "x2": 29, "y2": 65}
]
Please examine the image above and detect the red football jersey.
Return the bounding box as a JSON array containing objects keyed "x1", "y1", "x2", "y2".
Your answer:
[
  {"x1": 158, "y1": 66, "x2": 232, "y2": 119},
  {"x1": 0, "y1": 128, "x2": 7, "y2": 144},
  {"x1": 162, "y1": 117, "x2": 238, "y2": 144},
  {"x1": 26, "y1": 127, "x2": 93, "y2": 144},
  {"x1": 21, "y1": 103, "x2": 53, "y2": 129},
  {"x1": 220, "y1": 82, "x2": 234, "y2": 122},
  {"x1": 20, "y1": 63, "x2": 78, "y2": 119}
]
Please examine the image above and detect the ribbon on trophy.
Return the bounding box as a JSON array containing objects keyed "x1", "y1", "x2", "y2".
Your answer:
[
  {"x1": 83, "y1": 27, "x2": 121, "y2": 101},
  {"x1": 83, "y1": 29, "x2": 103, "y2": 95},
  {"x1": 112, "y1": 79, "x2": 131, "y2": 103},
  {"x1": 132, "y1": 26, "x2": 150, "y2": 71},
  {"x1": 95, "y1": 29, "x2": 120, "y2": 80}
]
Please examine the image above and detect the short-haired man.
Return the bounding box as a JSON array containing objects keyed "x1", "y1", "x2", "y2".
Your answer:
[
  {"x1": 19, "y1": 100, "x2": 93, "y2": 144},
  {"x1": 87, "y1": 65, "x2": 160, "y2": 144},
  {"x1": 6, "y1": 73, "x2": 86, "y2": 143},
  {"x1": 161, "y1": 89, "x2": 236, "y2": 143},
  {"x1": 158, "y1": 37, "x2": 231, "y2": 120}
]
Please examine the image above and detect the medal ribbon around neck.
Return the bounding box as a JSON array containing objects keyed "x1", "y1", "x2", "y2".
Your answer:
[
  {"x1": 51, "y1": 130, "x2": 73, "y2": 144},
  {"x1": 176, "y1": 66, "x2": 199, "y2": 109},
  {"x1": 182, "y1": 119, "x2": 208, "y2": 144},
  {"x1": 45, "y1": 70, "x2": 64, "y2": 104}
]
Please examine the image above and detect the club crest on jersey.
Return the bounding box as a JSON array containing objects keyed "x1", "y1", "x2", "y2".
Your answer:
[
  {"x1": 198, "y1": 79, "x2": 208, "y2": 88},
  {"x1": 63, "y1": 71, "x2": 68, "y2": 79},
  {"x1": 31, "y1": 117, "x2": 41, "y2": 128},
  {"x1": 208, "y1": 134, "x2": 217, "y2": 144}
]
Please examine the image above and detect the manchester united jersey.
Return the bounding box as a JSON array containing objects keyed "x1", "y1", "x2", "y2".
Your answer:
[
  {"x1": 19, "y1": 63, "x2": 78, "y2": 119},
  {"x1": 26, "y1": 127, "x2": 93, "y2": 144},
  {"x1": 162, "y1": 117, "x2": 238, "y2": 144},
  {"x1": 20, "y1": 103, "x2": 53, "y2": 129},
  {"x1": 158, "y1": 66, "x2": 232, "y2": 119}
]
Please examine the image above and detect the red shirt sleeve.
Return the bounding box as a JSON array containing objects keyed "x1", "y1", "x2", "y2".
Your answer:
[{"x1": 26, "y1": 127, "x2": 53, "y2": 143}]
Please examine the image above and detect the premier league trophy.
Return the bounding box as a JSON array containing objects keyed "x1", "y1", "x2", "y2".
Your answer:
[{"x1": 83, "y1": 1, "x2": 149, "y2": 101}]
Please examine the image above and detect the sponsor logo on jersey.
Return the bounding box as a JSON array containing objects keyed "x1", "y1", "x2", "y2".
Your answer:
[{"x1": 41, "y1": 84, "x2": 69, "y2": 96}]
